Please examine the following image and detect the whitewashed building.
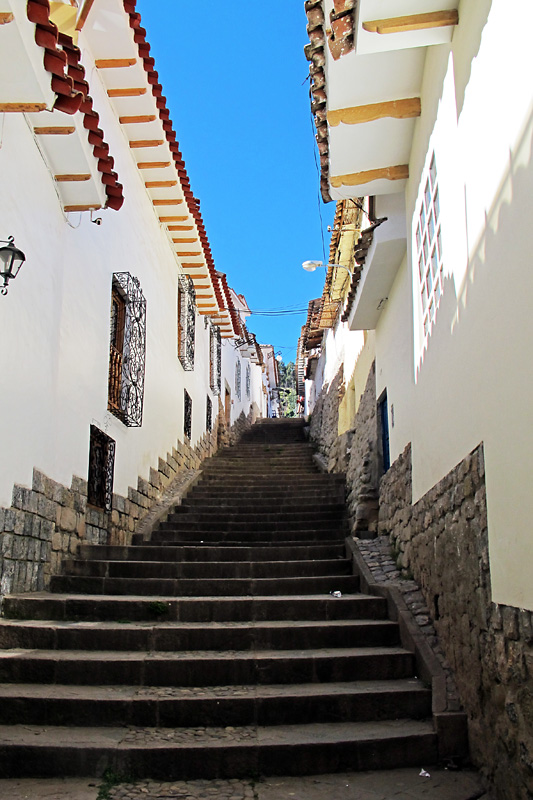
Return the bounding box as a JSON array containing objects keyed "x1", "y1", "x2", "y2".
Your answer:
[
  {"x1": 0, "y1": 0, "x2": 272, "y2": 594},
  {"x1": 304, "y1": 1, "x2": 533, "y2": 796}
]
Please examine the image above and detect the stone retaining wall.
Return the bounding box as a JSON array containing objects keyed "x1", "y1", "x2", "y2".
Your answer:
[
  {"x1": 379, "y1": 443, "x2": 533, "y2": 800},
  {"x1": 0, "y1": 405, "x2": 259, "y2": 598}
]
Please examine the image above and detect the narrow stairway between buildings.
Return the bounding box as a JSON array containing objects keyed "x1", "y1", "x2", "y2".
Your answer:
[{"x1": 0, "y1": 417, "x2": 441, "y2": 779}]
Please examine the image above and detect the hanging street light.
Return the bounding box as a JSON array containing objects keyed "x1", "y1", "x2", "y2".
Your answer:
[{"x1": 0, "y1": 237, "x2": 26, "y2": 295}]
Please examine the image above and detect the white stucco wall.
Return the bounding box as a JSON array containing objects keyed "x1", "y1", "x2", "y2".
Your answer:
[
  {"x1": 0, "y1": 43, "x2": 266, "y2": 508},
  {"x1": 372, "y1": 0, "x2": 533, "y2": 609}
]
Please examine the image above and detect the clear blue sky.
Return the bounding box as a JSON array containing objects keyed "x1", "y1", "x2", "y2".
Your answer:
[{"x1": 135, "y1": 0, "x2": 333, "y2": 363}]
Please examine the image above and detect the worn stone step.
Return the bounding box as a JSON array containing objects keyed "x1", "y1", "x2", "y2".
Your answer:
[
  {"x1": 181, "y1": 499, "x2": 345, "y2": 511},
  {"x1": 48, "y1": 574, "x2": 360, "y2": 597},
  {"x1": 0, "y1": 719, "x2": 437, "y2": 779},
  {"x1": 168, "y1": 509, "x2": 345, "y2": 524},
  {"x1": 0, "y1": 646, "x2": 417, "y2": 687},
  {"x1": 78, "y1": 543, "x2": 347, "y2": 563},
  {"x1": 2, "y1": 593, "x2": 385, "y2": 623},
  {"x1": 0, "y1": 679, "x2": 431, "y2": 727},
  {"x1": 147, "y1": 537, "x2": 347, "y2": 549},
  {"x1": 61, "y1": 558, "x2": 353, "y2": 580},
  {"x1": 157, "y1": 518, "x2": 345, "y2": 534},
  {"x1": 0, "y1": 618, "x2": 400, "y2": 652},
  {"x1": 149, "y1": 529, "x2": 346, "y2": 545},
  {"x1": 197, "y1": 475, "x2": 344, "y2": 486}
]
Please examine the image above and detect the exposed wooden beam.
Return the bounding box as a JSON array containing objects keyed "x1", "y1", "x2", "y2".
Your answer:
[
  {"x1": 55, "y1": 174, "x2": 91, "y2": 182},
  {"x1": 181, "y1": 262, "x2": 205, "y2": 268},
  {"x1": 330, "y1": 164, "x2": 409, "y2": 188},
  {"x1": 362, "y1": 10, "x2": 458, "y2": 35},
  {"x1": 76, "y1": 0, "x2": 96, "y2": 30},
  {"x1": 95, "y1": 58, "x2": 137, "y2": 69},
  {"x1": 172, "y1": 238, "x2": 198, "y2": 244},
  {"x1": 153, "y1": 199, "x2": 183, "y2": 206},
  {"x1": 129, "y1": 140, "x2": 164, "y2": 148},
  {"x1": 168, "y1": 225, "x2": 194, "y2": 231},
  {"x1": 191, "y1": 285, "x2": 211, "y2": 290},
  {"x1": 1, "y1": 103, "x2": 47, "y2": 112},
  {"x1": 328, "y1": 97, "x2": 421, "y2": 127},
  {"x1": 64, "y1": 204, "x2": 101, "y2": 212},
  {"x1": 187, "y1": 274, "x2": 208, "y2": 280},
  {"x1": 145, "y1": 180, "x2": 177, "y2": 188},
  {"x1": 160, "y1": 216, "x2": 188, "y2": 222},
  {"x1": 34, "y1": 126, "x2": 75, "y2": 135},
  {"x1": 107, "y1": 88, "x2": 146, "y2": 97},
  {"x1": 0, "y1": 12, "x2": 14, "y2": 24},
  {"x1": 138, "y1": 161, "x2": 171, "y2": 169},
  {"x1": 119, "y1": 115, "x2": 156, "y2": 124},
  {"x1": 176, "y1": 251, "x2": 202, "y2": 257}
]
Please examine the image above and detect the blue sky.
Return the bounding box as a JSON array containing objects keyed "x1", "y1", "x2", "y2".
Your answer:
[{"x1": 135, "y1": 0, "x2": 333, "y2": 363}]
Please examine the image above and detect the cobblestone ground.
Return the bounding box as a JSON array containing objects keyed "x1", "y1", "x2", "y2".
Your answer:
[{"x1": 107, "y1": 778, "x2": 254, "y2": 800}]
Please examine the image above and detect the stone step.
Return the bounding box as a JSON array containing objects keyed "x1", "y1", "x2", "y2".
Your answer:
[
  {"x1": 0, "y1": 679, "x2": 431, "y2": 727},
  {"x1": 149, "y1": 529, "x2": 346, "y2": 545},
  {"x1": 156, "y1": 518, "x2": 345, "y2": 534},
  {"x1": 78, "y1": 543, "x2": 347, "y2": 563},
  {"x1": 48, "y1": 573, "x2": 360, "y2": 597},
  {"x1": 167, "y1": 509, "x2": 345, "y2": 524},
  {"x1": 181, "y1": 499, "x2": 345, "y2": 511},
  {"x1": 0, "y1": 719, "x2": 438, "y2": 779},
  {"x1": 3, "y1": 593, "x2": 384, "y2": 623},
  {"x1": 61, "y1": 558, "x2": 353, "y2": 580},
  {"x1": 184, "y1": 490, "x2": 345, "y2": 504},
  {"x1": 0, "y1": 619, "x2": 400, "y2": 652},
  {"x1": 147, "y1": 537, "x2": 348, "y2": 548},
  {"x1": 196, "y1": 475, "x2": 344, "y2": 486},
  {"x1": 0, "y1": 646, "x2": 417, "y2": 686}
]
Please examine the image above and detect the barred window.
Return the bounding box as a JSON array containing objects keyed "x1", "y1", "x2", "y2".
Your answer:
[
  {"x1": 177, "y1": 275, "x2": 196, "y2": 370},
  {"x1": 246, "y1": 362, "x2": 251, "y2": 399},
  {"x1": 206, "y1": 395, "x2": 212, "y2": 432},
  {"x1": 184, "y1": 390, "x2": 192, "y2": 440},
  {"x1": 209, "y1": 321, "x2": 222, "y2": 396},
  {"x1": 87, "y1": 425, "x2": 115, "y2": 512},
  {"x1": 415, "y1": 154, "x2": 443, "y2": 338},
  {"x1": 108, "y1": 272, "x2": 146, "y2": 427},
  {"x1": 235, "y1": 359, "x2": 241, "y2": 400}
]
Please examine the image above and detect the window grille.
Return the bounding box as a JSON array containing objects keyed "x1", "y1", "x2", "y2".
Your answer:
[
  {"x1": 209, "y1": 321, "x2": 222, "y2": 396},
  {"x1": 415, "y1": 154, "x2": 443, "y2": 338},
  {"x1": 235, "y1": 359, "x2": 241, "y2": 400},
  {"x1": 206, "y1": 395, "x2": 212, "y2": 432},
  {"x1": 177, "y1": 275, "x2": 196, "y2": 370},
  {"x1": 246, "y1": 363, "x2": 251, "y2": 399},
  {"x1": 87, "y1": 425, "x2": 115, "y2": 512},
  {"x1": 108, "y1": 272, "x2": 146, "y2": 427},
  {"x1": 184, "y1": 390, "x2": 192, "y2": 440}
]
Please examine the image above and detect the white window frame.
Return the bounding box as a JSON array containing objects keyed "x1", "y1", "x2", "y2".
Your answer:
[{"x1": 415, "y1": 153, "x2": 444, "y2": 339}]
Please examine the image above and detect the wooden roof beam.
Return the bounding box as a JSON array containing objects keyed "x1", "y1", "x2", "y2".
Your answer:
[
  {"x1": 330, "y1": 164, "x2": 409, "y2": 188},
  {"x1": 120, "y1": 115, "x2": 156, "y2": 124},
  {"x1": 55, "y1": 174, "x2": 91, "y2": 181},
  {"x1": 2, "y1": 103, "x2": 46, "y2": 112},
  {"x1": 0, "y1": 12, "x2": 14, "y2": 24},
  {"x1": 138, "y1": 162, "x2": 171, "y2": 169},
  {"x1": 146, "y1": 181, "x2": 177, "y2": 188},
  {"x1": 328, "y1": 97, "x2": 421, "y2": 127},
  {"x1": 362, "y1": 10, "x2": 458, "y2": 34},
  {"x1": 129, "y1": 140, "x2": 164, "y2": 148},
  {"x1": 108, "y1": 88, "x2": 146, "y2": 97},
  {"x1": 34, "y1": 126, "x2": 75, "y2": 134},
  {"x1": 95, "y1": 58, "x2": 137, "y2": 69}
]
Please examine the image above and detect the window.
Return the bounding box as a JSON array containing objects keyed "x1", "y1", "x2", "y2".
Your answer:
[
  {"x1": 184, "y1": 390, "x2": 192, "y2": 440},
  {"x1": 235, "y1": 359, "x2": 241, "y2": 400},
  {"x1": 246, "y1": 362, "x2": 251, "y2": 399},
  {"x1": 87, "y1": 425, "x2": 115, "y2": 512},
  {"x1": 209, "y1": 321, "x2": 222, "y2": 396},
  {"x1": 206, "y1": 395, "x2": 212, "y2": 432},
  {"x1": 415, "y1": 154, "x2": 443, "y2": 338},
  {"x1": 107, "y1": 272, "x2": 146, "y2": 427},
  {"x1": 177, "y1": 275, "x2": 195, "y2": 371},
  {"x1": 378, "y1": 393, "x2": 390, "y2": 473}
]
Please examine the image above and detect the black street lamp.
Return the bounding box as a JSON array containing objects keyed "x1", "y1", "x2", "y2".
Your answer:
[{"x1": 0, "y1": 236, "x2": 26, "y2": 295}]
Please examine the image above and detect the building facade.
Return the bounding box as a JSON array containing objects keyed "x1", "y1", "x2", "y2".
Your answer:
[
  {"x1": 0, "y1": 0, "x2": 272, "y2": 596},
  {"x1": 303, "y1": 1, "x2": 533, "y2": 796}
]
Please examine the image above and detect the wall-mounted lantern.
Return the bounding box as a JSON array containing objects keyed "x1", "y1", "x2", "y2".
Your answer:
[{"x1": 0, "y1": 237, "x2": 26, "y2": 295}]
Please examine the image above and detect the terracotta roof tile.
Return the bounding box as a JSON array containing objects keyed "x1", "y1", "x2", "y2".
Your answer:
[{"x1": 27, "y1": 3, "x2": 124, "y2": 210}]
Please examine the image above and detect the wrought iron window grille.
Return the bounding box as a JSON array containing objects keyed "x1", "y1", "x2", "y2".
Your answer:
[
  {"x1": 87, "y1": 425, "x2": 115, "y2": 512},
  {"x1": 108, "y1": 272, "x2": 146, "y2": 427},
  {"x1": 235, "y1": 359, "x2": 241, "y2": 400},
  {"x1": 184, "y1": 389, "x2": 192, "y2": 440},
  {"x1": 246, "y1": 362, "x2": 251, "y2": 399},
  {"x1": 208, "y1": 320, "x2": 222, "y2": 396},
  {"x1": 206, "y1": 395, "x2": 212, "y2": 432},
  {"x1": 177, "y1": 275, "x2": 196, "y2": 371}
]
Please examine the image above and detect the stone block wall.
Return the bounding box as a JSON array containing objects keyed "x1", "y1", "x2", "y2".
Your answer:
[
  {"x1": 379, "y1": 443, "x2": 533, "y2": 800},
  {"x1": 0, "y1": 405, "x2": 258, "y2": 598},
  {"x1": 310, "y1": 361, "x2": 380, "y2": 535}
]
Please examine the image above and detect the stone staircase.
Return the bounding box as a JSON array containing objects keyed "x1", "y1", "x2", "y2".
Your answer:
[{"x1": 0, "y1": 418, "x2": 438, "y2": 779}]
